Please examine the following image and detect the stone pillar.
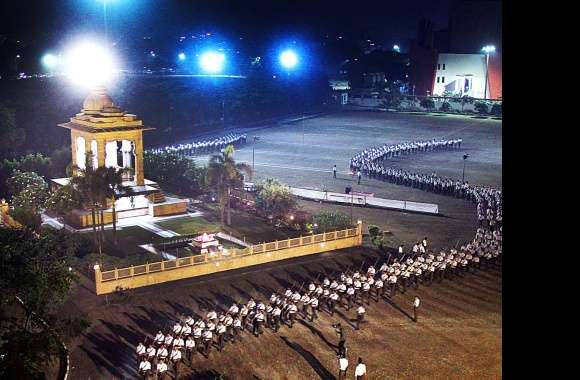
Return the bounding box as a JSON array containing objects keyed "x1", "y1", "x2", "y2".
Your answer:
[
  {"x1": 71, "y1": 131, "x2": 78, "y2": 174},
  {"x1": 134, "y1": 136, "x2": 145, "y2": 186},
  {"x1": 91, "y1": 140, "x2": 99, "y2": 169},
  {"x1": 97, "y1": 139, "x2": 106, "y2": 168}
]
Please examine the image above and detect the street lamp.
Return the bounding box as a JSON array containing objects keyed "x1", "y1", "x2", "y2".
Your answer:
[
  {"x1": 462, "y1": 154, "x2": 470, "y2": 183},
  {"x1": 199, "y1": 51, "x2": 225, "y2": 74},
  {"x1": 393, "y1": 44, "x2": 401, "y2": 52},
  {"x1": 178, "y1": 52, "x2": 186, "y2": 61},
  {"x1": 481, "y1": 45, "x2": 496, "y2": 100}
]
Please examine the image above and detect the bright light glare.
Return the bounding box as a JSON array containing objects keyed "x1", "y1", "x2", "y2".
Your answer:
[
  {"x1": 42, "y1": 53, "x2": 59, "y2": 69},
  {"x1": 178, "y1": 52, "x2": 186, "y2": 61},
  {"x1": 393, "y1": 44, "x2": 400, "y2": 52},
  {"x1": 280, "y1": 50, "x2": 298, "y2": 69},
  {"x1": 199, "y1": 51, "x2": 225, "y2": 73},
  {"x1": 63, "y1": 41, "x2": 118, "y2": 88},
  {"x1": 481, "y1": 45, "x2": 496, "y2": 54}
]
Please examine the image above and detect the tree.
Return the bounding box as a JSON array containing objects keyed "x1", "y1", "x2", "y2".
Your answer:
[
  {"x1": 0, "y1": 103, "x2": 25, "y2": 156},
  {"x1": 6, "y1": 171, "x2": 50, "y2": 230},
  {"x1": 206, "y1": 145, "x2": 254, "y2": 226},
  {"x1": 99, "y1": 166, "x2": 132, "y2": 245},
  {"x1": 0, "y1": 226, "x2": 78, "y2": 378},
  {"x1": 491, "y1": 102, "x2": 502, "y2": 116},
  {"x1": 380, "y1": 82, "x2": 403, "y2": 109},
  {"x1": 255, "y1": 178, "x2": 298, "y2": 223},
  {"x1": 49, "y1": 146, "x2": 72, "y2": 178},
  {"x1": 69, "y1": 157, "x2": 108, "y2": 258},
  {"x1": 45, "y1": 184, "x2": 82, "y2": 226},
  {"x1": 144, "y1": 151, "x2": 207, "y2": 196},
  {"x1": 312, "y1": 210, "x2": 353, "y2": 232}
]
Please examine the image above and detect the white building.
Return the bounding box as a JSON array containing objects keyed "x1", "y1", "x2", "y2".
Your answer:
[{"x1": 432, "y1": 53, "x2": 488, "y2": 98}]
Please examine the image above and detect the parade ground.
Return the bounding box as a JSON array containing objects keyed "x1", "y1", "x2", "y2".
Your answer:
[{"x1": 62, "y1": 111, "x2": 502, "y2": 379}]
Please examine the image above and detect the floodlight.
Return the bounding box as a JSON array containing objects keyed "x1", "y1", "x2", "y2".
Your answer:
[
  {"x1": 178, "y1": 52, "x2": 186, "y2": 61},
  {"x1": 481, "y1": 45, "x2": 496, "y2": 54},
  {"x1": 62, "y1": 40, "x2": 118, "y2": 88},
  {"x1": 200, "y1": 51, "x2": 225, "y2": 73},
  {"x1": 280, "y1": 49, "x2": 298, "y2": 69},
  {"x1": 42, "y1": 53, "x2": 59, "y2": 69}
]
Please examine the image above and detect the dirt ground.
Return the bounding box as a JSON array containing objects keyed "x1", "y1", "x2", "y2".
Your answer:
[{"x1": 60, "y1": 111, "x2": 502, "y2": 379}]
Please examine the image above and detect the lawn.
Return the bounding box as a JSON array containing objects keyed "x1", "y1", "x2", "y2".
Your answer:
[
  {"x1": 79, "y1": 226, "x2": 162, "y2": 271},
  {"x1": 156, "y1": 216, "x2": 220, "y2": 235}
]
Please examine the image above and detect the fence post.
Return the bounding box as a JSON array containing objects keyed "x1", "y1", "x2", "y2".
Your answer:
[
  {"x1": 161, "y1": 261, "x2": 165, "y2": 271},
  {"x1": 114, "y1": 268, "x2": 118, "y2": 280},
  {"x1": 130, "y1": 265, "x2": 134, "y2": 277},
  {"x1": 146, "y1": 262, "x2": 149, "y2": 274}
]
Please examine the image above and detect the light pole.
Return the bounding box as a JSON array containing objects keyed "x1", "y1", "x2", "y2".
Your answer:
[
  {"x1": 462, "y1": 154, "x2": 470, "y2": 183},
  {"x1": 481, "y1": 45, "x2": 495, "y2": 100}
]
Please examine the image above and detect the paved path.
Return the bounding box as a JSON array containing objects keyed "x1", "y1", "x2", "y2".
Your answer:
[{"x1": 289, "y1": 186, "x2": 439, "y2": 214}]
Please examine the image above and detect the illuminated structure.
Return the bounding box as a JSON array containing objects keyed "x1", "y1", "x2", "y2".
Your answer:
[{"x1": 51, "y1": 86, "x2": 188, "y2": 227}]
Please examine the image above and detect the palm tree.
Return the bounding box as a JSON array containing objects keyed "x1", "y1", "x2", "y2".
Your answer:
[
  {"x1": 100, "y1": 166, "x2": 133, "y2": 245},
  {"x1": 207, "y1": 145, "x2": 254, "y2": 226},
  {"x1": 70, "y1": 155, "x2": 107, "y2": 258}
]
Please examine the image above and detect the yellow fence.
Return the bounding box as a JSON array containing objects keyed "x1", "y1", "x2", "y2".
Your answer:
[{"x1": 94, "y1": 223, "x2": 363, "y2": 295}]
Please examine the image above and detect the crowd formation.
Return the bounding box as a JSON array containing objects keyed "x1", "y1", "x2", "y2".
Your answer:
[
  {"x1": 349, "y1": 138, "x2": 502, "y2": 231},
  {"x1": 136, "y1": 232, "x2": 502, "y2": 379},
  {"x1": 147, "y1": 133, "x2": 247, "y2": 157},
  {"x1": 349, "y1": 138, "x2": 462, "y2": 171},
  {"x1": 134, "y1": 137, "x2": 502, "y2": 379}
]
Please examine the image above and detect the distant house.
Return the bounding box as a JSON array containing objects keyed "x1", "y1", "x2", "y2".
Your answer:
[{"x1": 432, "y1": 53, "x2": 501, "y2": 99}]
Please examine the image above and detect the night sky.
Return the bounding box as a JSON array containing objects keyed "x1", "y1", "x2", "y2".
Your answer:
[{"x1": 1, "y1": 0, "x2": 451, "y2": 50}]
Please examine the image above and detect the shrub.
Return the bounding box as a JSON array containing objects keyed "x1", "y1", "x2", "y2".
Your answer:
[
  {"x1": 420, "y1": 98, "x2": 435, "y2": 110},
  {"x1": 312, "y1": 210, "x2": 353, "y2": 232},
  {"x1": 440, "y1": 102, "x2": 451, "y2": 112},
  {"x1": 368, "y1": 225, "x2": 380, "y2": 238},
  {"x1": 474, "y1": 101, "x2": 489, "y2": 114},
  {"x1": 491, "y1": 103, "x2": 502, "y2": 116}
]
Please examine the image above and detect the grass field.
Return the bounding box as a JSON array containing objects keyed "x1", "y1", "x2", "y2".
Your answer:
[{"x1": 156, "y1": 216, "x2": 220, "y2": 235}]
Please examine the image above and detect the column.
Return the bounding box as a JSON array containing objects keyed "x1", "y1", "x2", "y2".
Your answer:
[
  {"x1": 97, "y1": 139, "x2": 106, "y2": 168},
  {"x1": 134, "y1": 135, "x2": 145, "y2": 185}
]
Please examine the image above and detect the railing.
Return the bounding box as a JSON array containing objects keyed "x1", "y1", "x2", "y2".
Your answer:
[{"x1": 98, "y1": 226, "x2": 361, "y2": 285}]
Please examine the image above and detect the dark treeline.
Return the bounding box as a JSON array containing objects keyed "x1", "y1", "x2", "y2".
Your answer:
[{"x1": 0, "y1": 72, "x2": 332, "y2": 159}]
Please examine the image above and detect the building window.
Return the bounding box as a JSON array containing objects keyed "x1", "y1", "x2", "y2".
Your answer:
[
  {"x1": 442, "y1": 76, "x2": 445, "y2": 83},
  {"x1": 443, "y1": 64, "x2": 446, "y2": 70},
  {"x1": 437, "y1": 77, "x2": 440, "y2": 83},
  {"x1": 438, "y1": 64, "x2": 441, "y2": 70}
]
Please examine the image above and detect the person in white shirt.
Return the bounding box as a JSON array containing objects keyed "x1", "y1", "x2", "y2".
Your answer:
[
  {"x1": 170, "y1": 347, "x2": 182, "y2": 377},
  {"x1": 156, "y1": 359, "x2": 168, "y2": 379},
  {"x1": 413, "y1": 296, "x2": 421, "y2": 322},
  {"x1": 136, "y1": 342, "x2": 146, "y2": 358},
  {"x1": 185, "y1": 336, "x2": 195, "y2": 364},
  {"x1": 338, "y1": 355, "x2": 349, "y2": 380},
  {"x1": 356, "y1": 306, "x2": 365, "y2": 330},
  {"x1": 354, "y1": 357, "x2": 367, "y2": 380},
  {"x1": 138, "y1": 358, "x2": 151, "y2": 379}
]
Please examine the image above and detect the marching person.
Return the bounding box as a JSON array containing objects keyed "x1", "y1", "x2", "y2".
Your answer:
[
  {"x1": 136, "y1": 341, "x2": 147, "y2": 360},
  {"x1": 202, "y1": 328, "x2": 213, "y2": 357},
  {"x1": 169, "y1": 346, "x2": 182, "y2": 379},
  {"x1": 357, "y1": 169, "x2": 362, "y2": 185},
  {"x1": 334, "y1": 323, "x2": 347, "y2": 357},
  {"x1": 356, "y1": 305, "x2": 366, "y2": 330},
  {"x1": 338, "y1": 354, "x2": 349, "y2": 380},
  {"x1": 354, "y1": 357, "x2": 367, "y2": 380},
  {"x1": 156, "y1": 359, "x2": 169, "y2": 380},
  {"x1": 185, "y1": 335, "x2": 195, "y2": 365},
  {"x1": 216, "y1": 322, "x2": 227, "y2": 351},
  {"x1": 413, "y1": 296, "x2": 421, "y2": 322},
  {"x1": 138, "y1": 357, "x2": 152, "y2": 380},
  {"x1": 310, "y1": 296, "x2": 319, "y2": 322}
]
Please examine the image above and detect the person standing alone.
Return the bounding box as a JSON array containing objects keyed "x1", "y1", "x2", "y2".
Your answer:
[
  {"x1": 413, "y1": 296, "x2": 421, "y2": 322},
  {"x1": 333, "y1": 164, "x2": 337, "y2": 178}
]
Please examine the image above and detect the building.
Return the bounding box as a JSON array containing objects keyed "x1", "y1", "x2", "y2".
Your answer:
[
  {"x1": 432, "y1": 53, "x2": 501, "y2": 99},
  {"x1": 51, "y1": 86, "x2": 188, "y2": 227}
]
